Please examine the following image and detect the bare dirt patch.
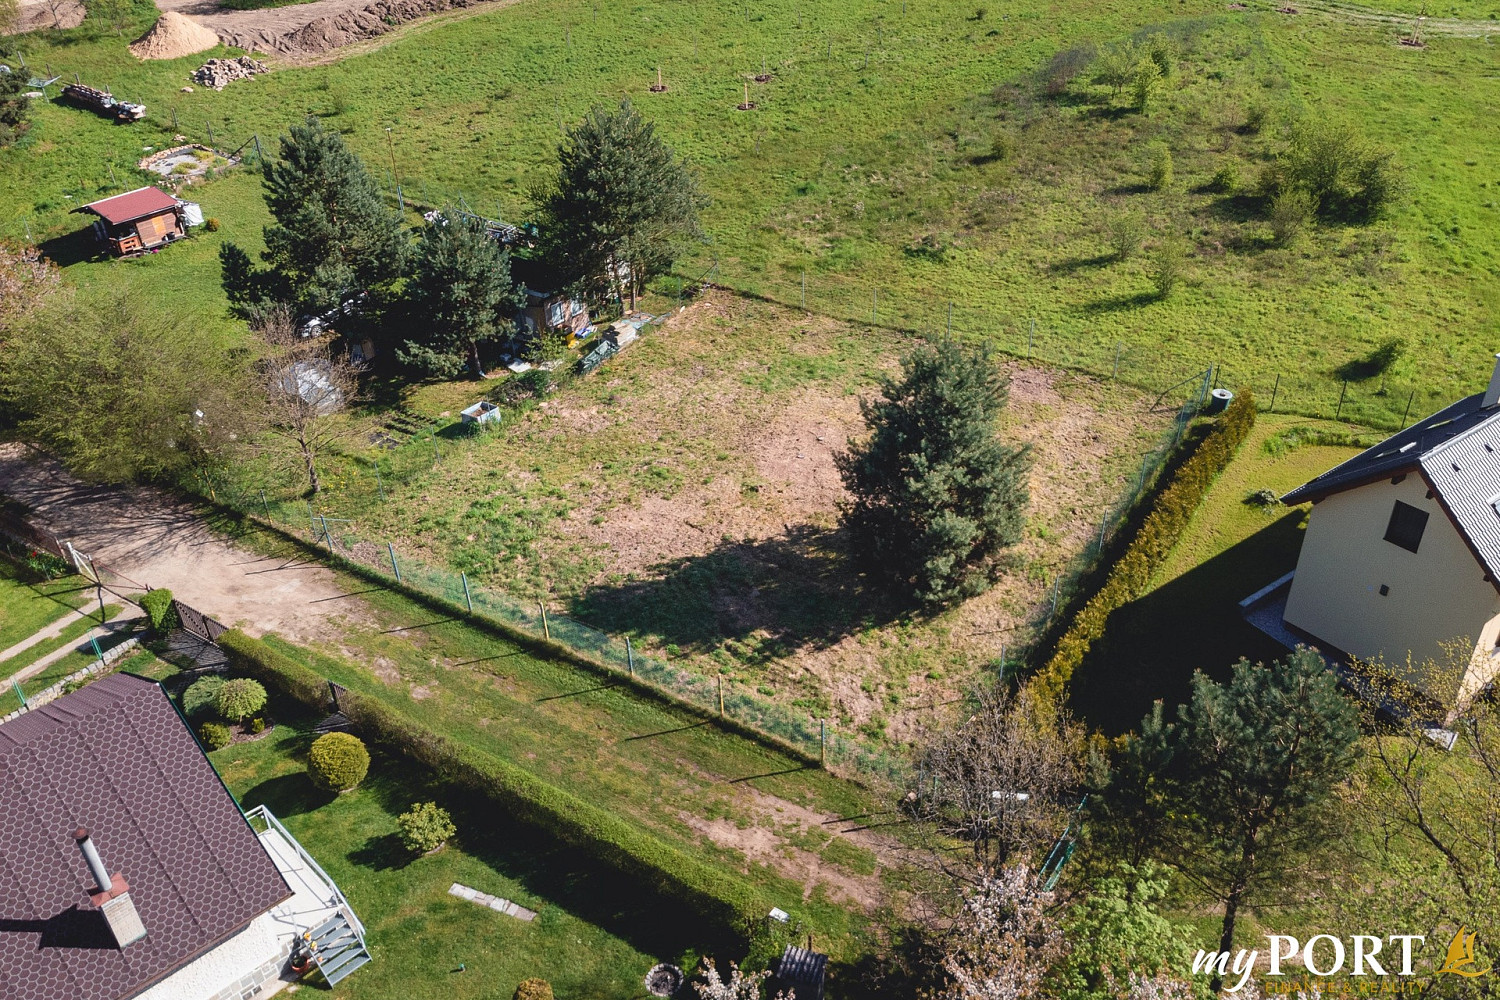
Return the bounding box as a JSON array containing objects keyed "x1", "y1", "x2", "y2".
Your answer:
[
  {"x1": 7, "y1": 0, "x2": 84, "y2": 33},
  {"x1": 0, "y1": 443, "x2": 371, "y2": 642}
]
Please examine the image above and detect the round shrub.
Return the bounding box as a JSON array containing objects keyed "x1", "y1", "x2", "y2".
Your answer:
[
  {"x1": 247, "y1": 716, "x2": 268, "y2": 735},
  {"x1": 139, "y1": 588, "x2": 177, "y2": 635},
  {"x1": 181, "y1": 676, "x2": 226, "y2": 720},
  {"x1": 308, "y1": 732, "x2": 369, "y2": 792},
  {"x1": 513, "y1": 979, "x2": 553, "y2": 1000},
  {"x1": 198, "y1": 722, "x2": 232, "y2": 751},
  {"x1": 216, "y1": 678, "x2": 267, "y2": 722},
  {"x1": 397, "y1": 801, "x2": 456, "y2": 854},
  {"x1": 204, "y1": 217, "x2": 221, "y2": 232}
]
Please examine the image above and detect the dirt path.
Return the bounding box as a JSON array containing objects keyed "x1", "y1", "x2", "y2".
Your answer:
[
  {"x1": 0, "y1": 444, "x2": 366, "y2": 641},
  {"x1": 149, "y1": 0, "x2": 521, "y2": 60}
]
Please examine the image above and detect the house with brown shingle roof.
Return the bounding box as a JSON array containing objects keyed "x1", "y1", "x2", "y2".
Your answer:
[{"x1": 0, "y1": 673, "x2": 369, "y2": 1000}]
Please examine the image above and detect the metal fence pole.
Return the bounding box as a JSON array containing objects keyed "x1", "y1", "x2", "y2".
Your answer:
[
  {"x1": 626, "y1": 635, "x2": 635, "y2": 676},
  {"x1": 461, "y1": 572, "x2": 473, "y2": 612},
  {"x1": 540, "y1": 601, "x2": 550, "y2": 639},
  {"x1": 388, "y1": 543, "x2": 401, "y2": 583},
  {"x1": 820, "y1": 717, "x2": 827, "y2": 763},
  {"x1": 374, "y1": 465, "x2": 385, "y2": 501},
  {"x1": 259, "y1": 489, "x2": 269, "y2": 518},
  {"x1": 1269, "y1": 373, "x2": 1280, "y2": 413},
  {"x1": 1027, "y1": 318, "x2": 1035, "y2": 358},
  {"x1": 1400, "y1": 390, "x2": 1415, "y2": 430},
  {"x1": 1336, "y1": 379, "x2": 1348, "y2": 421},
  {"x1": 318, "y1": 515, "x2": 332, "y2": 551},
  {"x1": 1113, "y1": 342, "x2": 1121, "y2": 379}
]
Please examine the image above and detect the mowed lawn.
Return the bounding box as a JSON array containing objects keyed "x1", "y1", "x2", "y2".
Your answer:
[
  {"x1": 0, "y1": 562, "x2": 92, "y2": 654},
  {"x1": 1067, "y1": 412, "x2": 1366, "y2": 734},
  {"x1": 209, "y1": 709, "x2": 665, "y2": 1000},
  {"x1": 0, "y1": 1, "x2": 1496, "y2": 418}
]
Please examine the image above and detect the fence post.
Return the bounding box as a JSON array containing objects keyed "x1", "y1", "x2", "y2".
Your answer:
[
  {"x1": 318, "y1": 515, "x2": 332, "y2": 551},
  {"x1": 374, "y1": 464, "x2": 385, "y2": 501},
  {"x1": 1400, "y1": 390, "x2": 1415, "y2": 430},
  {"x1": 1113, "y1": 342, "x2": 1121, "y2": 379},
  {"x1": 253, "y1": 134, "x2": 264, "y2": 164},
  {"x1": 626, "y1": 635, "x2": 634, "y2": 676},
  {"x1": 12, "y1": 679, "x2": 25, "y2": 710},
  {"x1": 801, "y1": 270, "x2": 806, "y2": 310},
  {"x1": 947, "y1": 301, "x2": 953, "y2": 340},
  {"x1": 540, "y1": 601, "x2": 550, "y2": 640},
  {"x1": 1049, "y1": 577, "x2": 1060, "y2": 619},
  {"x1": 206, "y1": 120, "x2": 214, "y2": 148},
  {"x1": 1027, "y1": 318, "x2": 1035, "y2": 358},
  {"x1": 872, "y1": 288, "x2": 878, "y2": 325},
  {"x1": 91, "y1": 635, "x2": 104, "y2": 664},
  {"x1": 259, "y1": 489, "x2": 269, "y2": 518},
  {"x1": 97, "y1": 585, "x2": 106, "y2": 623},
  {"x1": 1269, "y1": 373, "x2": 1280, "y2": 414},
  {"x1": 1335, "y1": 380, "x2": 1348, "y2": 421},
  {"x1": 461, "y1": 572, "x2": 473, "y2": 613},
  {"x1": 820, "y1": 718, "x2": 826, "y2": 763},
  {"x1": 388, "y1": 543, "x2": 402, "y2": 583},
  {"x1": 1097, "y1": 514, "x2": 1107, "y2": 553}
]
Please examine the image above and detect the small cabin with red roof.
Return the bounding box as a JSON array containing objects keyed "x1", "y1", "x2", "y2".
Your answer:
[{"x1": 74, "y1": 188, "x2": 190, "y2": 257}]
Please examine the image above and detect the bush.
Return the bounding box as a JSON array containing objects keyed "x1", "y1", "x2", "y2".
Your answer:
[
  {"x1": 1243, "y1": 102, "x2": 1268, "y2": 134},
  {"x1": 21, "y1": 548, "x2": 71, "y2": 580},
  {"x1": 1146, "y1": 142, "x2": 1173, "y2": 190},
  {"x1": 1144, "y1": 32, "x2": 1178, "y2": 78},
  {"x1": 398, "y1": 801, "x2": 456, "y2": 854},
  {"x1": 1149, "y1": 237, "x2": 1187, "y2": 299},
  {"x1": 308, "y1": 731, "x2": 370, "y2": 791},
  {"x1": 182, "y1": 676, "x2": 226, "y2": 720},
  {"x1": 1105, "y1": 211, "x2": 1145, "y2": 261},
  {"x1": 218, "y1": 629, "x2": 767, "y2": 936},
  {"x1": 1273, "y1": 119, "x2": 1403, "y2": 222},
  {"x1": 205, "y1": 217, "x2": 221, "y2": 232},
  {"x1": 247, "y1": 716, "x2": 268, "y2": 735},
  {"x1": 139, "y1": 588, "x2": 177, "y2": 635},
  {"x1": 216, "y1": 677, "x2": 268, "y2": 722},
  {"x1": 1132, "y1": 61, "x2": 1160, "y2": 114},
  {"x1": 1208, "y1": 161, "x2": 1239, "y2": 194},
  {"x1": 1269, "y1": 189, "x2": 1314, "y2": 246},
  {"x1": 1038, "y1": 43, "x2": 1097, "y2": 98},
  {"x1": 513, "y1": 979, "x2": 554, "y2": 1000},
  {"x1": 198, "y1": 722, "x2": 232, "y2": 751},
  {"x1": 1037, "y1": 392, "x2": 1257, "y2": 698}
]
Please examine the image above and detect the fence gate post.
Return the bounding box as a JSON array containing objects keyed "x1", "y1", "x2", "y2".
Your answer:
[
  {"x1": 461, "y1": 572, "x2": 473, "y2": 613},
  {"x1": 387, "y1": 543, "x2": 401, "y2": 583}
]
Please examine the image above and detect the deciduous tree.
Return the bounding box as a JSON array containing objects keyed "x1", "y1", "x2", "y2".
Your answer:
[
  {"x1": 251, "y1": 304, "x2": 362, "y2": 495},
  {"x1": 535, "y1": 99, "x2": 705, "y2": 309},
  {"x1": 938, "y1": 864, "x2": 1065, "y2": 1000},
  {"x1": 0, "y1": 242, "x2": 59, "y2": 340},
  {"x1": 398, "y1": 211, "x2": 524, "y2": 378},
  {"x1": 836, "y1": 340, "x2": 1031, "y2": 605},
  {"x1": 0, "y1": 46, "x2": 32, "y2": 147}
]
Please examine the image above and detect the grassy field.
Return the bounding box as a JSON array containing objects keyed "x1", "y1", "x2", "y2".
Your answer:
[
  {"x1": 1067, "y1": 411, "x2": 1366, "y2": 734},
  {"x1": 0, "y1": 601, "x2": 121, "y2": 683},
  {"x1": 0, "y1": 562, "x2": 92, "y2": 652},
  {"x1": 1, "y1": 0, "x2": 1498, "y2": 417},
  {"x1": 208, "y1": 707, "x2": 669, "y2": 1000}
]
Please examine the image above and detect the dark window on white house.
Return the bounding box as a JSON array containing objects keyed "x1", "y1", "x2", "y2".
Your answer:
[{"x1": 1384, "y1": 500, "x2": 1429, "y2": 554}]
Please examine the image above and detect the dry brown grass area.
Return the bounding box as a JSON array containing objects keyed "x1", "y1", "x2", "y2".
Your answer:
[{"x1": 372, "y1": 293, "x2": 1171, "y2": 745}]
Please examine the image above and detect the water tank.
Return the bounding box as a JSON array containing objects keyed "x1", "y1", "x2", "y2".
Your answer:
[{"x1": 1205, "y1": 388, "x2": 1234, "y2": 415}]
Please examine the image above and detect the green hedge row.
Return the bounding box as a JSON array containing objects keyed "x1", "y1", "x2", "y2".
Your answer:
[
  {"x1": 217, "y1": 629, "x2": 768, "y2": 938},
  {"x1": 1035, "y1": 391, "x2": 1258, "y2": 700}
]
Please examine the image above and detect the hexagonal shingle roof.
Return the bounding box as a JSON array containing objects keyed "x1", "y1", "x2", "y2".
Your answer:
[{"x1": 0, "y1": 673, "x2": 291, "y2": 1000}]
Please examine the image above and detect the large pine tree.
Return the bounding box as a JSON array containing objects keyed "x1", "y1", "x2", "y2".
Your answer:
[
  {"x1": 535, "y1": 100, "x2": 705, "y2": 308},
  {"x1": 222, "y1": 116, "x2": 407, "y2": 315},
  {"x1": 836, "y1": 340, "x2": 1031, "y2": 606},
  {"x1": 397, "y1": 211, "x2": 525, "y2": 378}
]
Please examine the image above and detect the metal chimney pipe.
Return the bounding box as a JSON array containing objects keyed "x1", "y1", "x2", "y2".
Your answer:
[
  {"x1": 74, "y1": 828, "x2": 113, "y2": 892},
  {"x1": 1484, "y1": 354, "x2": 1500, "y2": 409}
]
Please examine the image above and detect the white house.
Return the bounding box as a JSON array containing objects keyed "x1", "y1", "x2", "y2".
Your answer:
[
  {"x1": 1280, "y1": 356, "x2": 1500, "y2": 708},
  {"x1": 0, "y1": 673, "x2": 369, "y2": 1000}
]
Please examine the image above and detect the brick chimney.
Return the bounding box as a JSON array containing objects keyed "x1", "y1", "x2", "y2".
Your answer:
[{"x1": 74, "y1": 828, "x2": 146, "y2": 947}]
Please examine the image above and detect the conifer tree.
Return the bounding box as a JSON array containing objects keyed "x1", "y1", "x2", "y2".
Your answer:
[
  {"x1": 397, "y1": 211, "x2": 525, "y2": 378},
  {"x1": 0, "y1": 47, "x2": 31, "y2": 147},
  {"x1": 836, "y1": 340, "x2": 1031, "y2": 605},
  {"x1": 535, "y1": 100, "x2": 705, "y2": 308},
  {"x1": 1100, "y1": 649, "x2": 1358, "y2": 992},
  {"x1": 222, "y1": 116, "x2": 407, "y2": 315}
]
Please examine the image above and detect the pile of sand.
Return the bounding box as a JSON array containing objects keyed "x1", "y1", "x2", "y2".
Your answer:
[{"x1": 128, "y1": 12, "x2": 221, "y2": 61}]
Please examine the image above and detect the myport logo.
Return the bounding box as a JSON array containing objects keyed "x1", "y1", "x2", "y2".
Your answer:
[{"x1": 1191, "y1": 927, "x2": 1490, "y2": 993}]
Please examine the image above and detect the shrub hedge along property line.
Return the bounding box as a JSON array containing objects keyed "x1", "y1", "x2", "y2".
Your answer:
[
  {"x1": 139, "y1": 588, "x2": 177, "y2": 634},
  {"x1": 1036, "y1": 391, "x2": 1258, "y2": 700},
  {"x1": 225, "y1": 509, "x2": 828, "y2": 776},
  {"x1": 308, "y1": 732, "x2": 371, "y2": 792},
  {"x1": 217, "y1": 629, "x2": 769, "y2": 937}
]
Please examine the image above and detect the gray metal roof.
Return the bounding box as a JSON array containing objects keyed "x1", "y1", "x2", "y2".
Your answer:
[{"x1": 1282, "y1": 391, "x2": 1500, "y2": 582}]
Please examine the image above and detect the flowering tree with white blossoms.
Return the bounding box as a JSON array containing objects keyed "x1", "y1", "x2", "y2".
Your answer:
[
  {"x1": 938, "y1": 864, "x2": 1065, "y2": 1000},
  {"x1": 692, "y1": 958, "x2": 793, "y2": 1000}
]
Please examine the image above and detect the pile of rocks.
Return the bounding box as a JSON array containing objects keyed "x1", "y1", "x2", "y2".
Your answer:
[{"x1": 190, "y1": 56, "x2": 268, "y2": 92}]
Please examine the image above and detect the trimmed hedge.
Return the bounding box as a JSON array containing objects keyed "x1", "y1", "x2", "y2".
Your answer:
[
  {"x1": 218, "y1": 629, "x2": 767, "y2": 937},
  {"x1": 140, "y1": 588, "x2": 178, "y2": 634},
  {"x1": 1035, "y1": 391, "x2": 1257, "y2": 700}
]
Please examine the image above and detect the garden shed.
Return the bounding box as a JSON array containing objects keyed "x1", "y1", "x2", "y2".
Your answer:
[{"x1": 74, "y1": 187, "x2": 195, "y2": 257}]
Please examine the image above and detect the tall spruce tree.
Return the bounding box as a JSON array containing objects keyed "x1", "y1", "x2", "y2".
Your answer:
[
  {"x1": 221, "y1": 116, "x2": 407, "y2": 316},
  {"x1": 836, "y1": 340, "x2": 1031, "y2": 605},
  {"x1": 1103, "y1": 649, "x2": 1359, "y2": 992},
  {"x1": 397, "y1": 211, "x2": 525, "y2": 378},
  {"x1": 535, "y1": 100, "x2": 705, "y2": 308}
]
